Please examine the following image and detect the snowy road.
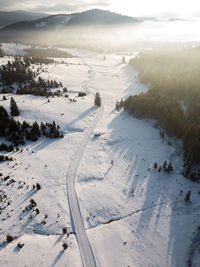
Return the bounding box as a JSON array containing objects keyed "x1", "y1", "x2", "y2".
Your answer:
[{"x1": 66, "y1": 64, "x2": 103, "y2": 267}]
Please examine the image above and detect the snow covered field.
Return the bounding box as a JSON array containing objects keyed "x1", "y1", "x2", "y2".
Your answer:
[{"x1": 0, "y1": 44, "x2": 200, "y2": 267}]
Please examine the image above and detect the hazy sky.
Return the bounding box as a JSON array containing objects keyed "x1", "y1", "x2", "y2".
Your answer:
[{"x1": 0, "y1": 0, "x2": 199, "y2": 16}]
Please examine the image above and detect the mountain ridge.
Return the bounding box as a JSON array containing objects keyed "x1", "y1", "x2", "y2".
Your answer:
[
  {"x1": 1, "y1": 9, "x2": 141, "y2": 32},
  {"x1": 0, "y1": 10, "x2": 49, "y2": 28}
]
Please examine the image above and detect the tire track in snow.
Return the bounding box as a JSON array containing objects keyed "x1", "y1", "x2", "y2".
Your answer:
[{"x1": 66, "y1": 61, "x2": 103, "y2": 267}]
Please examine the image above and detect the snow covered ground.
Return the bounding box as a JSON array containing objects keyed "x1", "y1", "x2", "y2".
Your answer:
[
  {"x1": 0, "y1": 44, "x2": 200, "y2": 267},
  {"x1": 1, "y1": 43, "x2": 31, "y2": 56}
]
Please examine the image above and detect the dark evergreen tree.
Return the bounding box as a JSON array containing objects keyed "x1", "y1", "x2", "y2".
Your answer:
[
  {"x1": 119, "y1": 99, "x2": 124, "y2": 108},
  {"x1": 78, "y1": 92, "x2": 87, "y2": 97},
  {"x1": 127, "y1": 47, "x2": 200, "y2": 166},
  {"x1": 94, "y1": 92, "x2": 101, "y2": 107},
  {"x1": 0, "y1": 48, "x2": 3, "y2": 58},
  {"x1": 10, "y1": 97, "x2": 20, "y2": 116},
  {"x1": 185, "y1": 191, "x2": 191, "y2": 203},
  {"x1": 115, "y1": 101, "x2": 120, "y2": 111}
]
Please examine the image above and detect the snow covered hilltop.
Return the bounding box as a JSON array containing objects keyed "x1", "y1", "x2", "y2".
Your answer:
[{"x1": 1, "y1": 9, "x2": 140, "y2": 32}]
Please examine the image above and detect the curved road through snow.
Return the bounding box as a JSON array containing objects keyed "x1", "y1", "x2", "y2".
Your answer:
[{"x1": 66, "y1": 62, "x2": 103, "y2": 267}]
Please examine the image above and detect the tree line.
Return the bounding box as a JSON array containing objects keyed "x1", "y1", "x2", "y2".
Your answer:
[
  {"x1": 0, "y1": 100, "x2": 63, "y2": 151},
  {"x1": 24, "y1": 48, "x2": 73, "y2": 58},
  {"x1": 123, "y1": 47, "x2": 200, "y2": 180},
  {"x1": 0, "y1": 48, "x2": 3, "y2": 57},
  {"x1": 0, "y1": 57, "x2": 63, "y2": 97}
]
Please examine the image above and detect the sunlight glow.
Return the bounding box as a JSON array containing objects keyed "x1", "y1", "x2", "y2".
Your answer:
[{"x1": 109, "y1": 0, "x2": 200, "y2": 16}]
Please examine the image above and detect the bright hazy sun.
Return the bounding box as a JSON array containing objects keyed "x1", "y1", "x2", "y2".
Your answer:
[{"x1": 109, "y1": 0, "x2": 199, "y2": 16}]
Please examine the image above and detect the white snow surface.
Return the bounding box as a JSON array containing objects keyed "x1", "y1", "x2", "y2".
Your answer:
[
  {"x1": 0, "y1": 46, "x2": 199, "y2": 267},
  {"x1": 1, "y1": 43, "x2": 31, "y2": 56},
  {"x1": 35, "y1": 21, "x2": 47, "y2": 28},
  {"x1": 35, "y1": 15, "x2": 73, "y2": 29}
]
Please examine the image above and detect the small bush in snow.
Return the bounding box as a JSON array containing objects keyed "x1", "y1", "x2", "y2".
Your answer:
[
  {"x1": 6, "y1": 234, "x2": 14, "y2": 243},
  {"x1": 63, "y1": 243, "x2": 68, "y2": 250},
  {"x1": 36, "y1": 183, "x2": 41, "y2": 190},
  {"x1": 78, "y1": 91, "x2": 86, "y2": 97},
  {"x1": 62, "y1": 227, "x2": 67, "y2": 234},
  {"x1": 185, "y1": 191, "x2": 191, "y2": 203},
  {"x1": 0, "y1": 155, "x2": 13, "y2": 162},
  {"x1": 17, "y1": 243, "x2": 24, "y2": 250},
  {"x1": 35, "y1": 208, "x2": 40, "y2": 214},
  {"x1": 30, "y1": 199, "x2": 37, "y2": 207},
  {"x1": 160, "y1": 131, "x2": 165, "y2": 139}
]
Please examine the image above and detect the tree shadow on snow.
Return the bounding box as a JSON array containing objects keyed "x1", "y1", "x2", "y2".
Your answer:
[
  {"x1": 51, "y1": 250, "x2": 64, "y2": 267},
  {"x1": 107, "y1": 110, "x2": 196, "y2": 266},
  {"x1": 0, "y1": 241, "x2": 8, "y2": 251},
  {"x1": 53, "y1": 235, "x2": 63, "y2": 247},
  {"x1": 20, "y1": 188, "x2": 37, "y2": 204},
  {"x1": 28, "y1": 138, "x2": 60, "y2": 152},
  {"x1": 63, "y1": 106, "x2": 96, "y2": 133},
  {"x1": 107, "y1": 111, "x2": 154, "y2": 192}
]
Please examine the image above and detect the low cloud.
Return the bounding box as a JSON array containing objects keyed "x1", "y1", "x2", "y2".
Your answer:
[
  {"x1": 0, "y1": 0, "x2": 30, "y2": 11},
  {"x1": 0, "y1": 0, "x2": 111, "y2": 13}
]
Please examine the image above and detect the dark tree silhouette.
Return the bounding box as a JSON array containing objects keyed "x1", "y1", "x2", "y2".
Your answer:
[
  {"x1": 10, "y1": 97, "x2": 20, "y2": 116},
  {"x1": 94, "y1": 92, "x2": 101, "y2": 107}
]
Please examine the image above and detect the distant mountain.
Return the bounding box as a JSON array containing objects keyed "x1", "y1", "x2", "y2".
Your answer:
[
  {"x1": 167, "y1": 17, "x2": 194, "y2": 22},
  {"x1": 137, "y1": 12, "x2": 194, "y2": 23},
  {"x1": 0, "y1": 10, "x2": 49, "y2": 28},
  {"x1": 149, "y1": 12, "x2": 194, "y2": 22},
  {"x1": 135, "y1": 16, "x2": 160, "y2": 22},
  {"x1": 153, "y1": 12, "x2": 182, "y2": 20},
  {"x1": 1, "y1": 9, "x2": 141, "y2": 32}
]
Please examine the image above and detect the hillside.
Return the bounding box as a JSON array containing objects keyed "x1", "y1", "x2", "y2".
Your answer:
[
  {"x1": 126, "y1": 48, "x2": 200, "y2": 170},
  {"x1": 0, "y1": 11, "x2": 49, "y2": 28},
  {"x1": 1, "y1": 9, "x2": 140, "y2": 32}
]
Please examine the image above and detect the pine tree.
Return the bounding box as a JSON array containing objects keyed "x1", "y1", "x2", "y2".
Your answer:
[
  {"x1": 185, "y1": 191, "x2": 191, "y2": 203},
  {"x1": 10, "y1": 97, "x2": 20, "y2": 116},
  {"x1": 94, "y1": 92, "x2": 101, "y2": 107},
  {"x1": 116, "y1": 101, "x2": 120, "y2": 111},
  {"x1": 122, "y1": 56, "x2": 126, "y2": 64},
  {"x1": 0, "y1": 48, "x2": 3, "y2": 58},
  {"x1": 119, "y1": 99, "x2": 124, "y2": 107},
  {"x1": 32, "y1": 121, "x2": 40, "y2": 136}
]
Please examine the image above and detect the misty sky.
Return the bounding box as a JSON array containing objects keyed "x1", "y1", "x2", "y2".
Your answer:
[{"x1": 0, "y1": 0, "x2": 199, "y2": 17}]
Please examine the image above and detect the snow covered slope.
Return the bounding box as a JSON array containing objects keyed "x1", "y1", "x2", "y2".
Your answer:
[
  {"x1": 0, "y1": 11, "x2": 49, "y2": 28},
  {"x1": 0, "y1": 46, "x2": 199, "y2": 267},
  {"x1": 1, "y1": 9, "x2": 140, "y2": 32}
]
